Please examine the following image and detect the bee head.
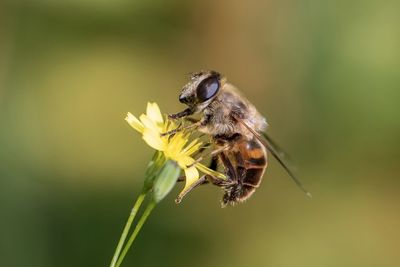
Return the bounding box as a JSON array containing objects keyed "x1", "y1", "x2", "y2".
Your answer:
[{"x1": 178, "y1": 70, "x2": 223, "y2": 113}]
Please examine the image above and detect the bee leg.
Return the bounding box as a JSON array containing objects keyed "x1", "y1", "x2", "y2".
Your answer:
[
  {"x1": 206, "y1": 175, "x2": 236, "y2": 187},
  {"x1": 184, "y1": 117, "x2": 199, "y2": 123},
  {"x1": 161, "y1": 121, "x2": 201, "y2": 137},
  {"x1": 187, "y1": 144, "x2": 229, "y2": 168},
  {"x1": 175, "y1": 175, "x2": 209, "y2": 204},
  {"x1": 177, "y1": 155, "x2": 217, "y2": 183},
  {"x1": 168, "y1": 108, "x2": 193, "y2": 119},
  {"x1": 192, "y1": 142, "x2": 212, "y2": 158},
  {"x1": 175, "y1": 155, "x2": 219, "y2": 202}
]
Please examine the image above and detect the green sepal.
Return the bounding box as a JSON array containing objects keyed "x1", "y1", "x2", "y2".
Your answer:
[
  {"x1": 143, "y1": 151, "x2": 166, "y2": 192},
  {"x1": 152, "y1": 160, "x2": 180, "y2": 203}
]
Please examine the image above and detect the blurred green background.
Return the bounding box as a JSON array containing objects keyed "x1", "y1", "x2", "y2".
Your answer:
[{"x1": 1, "y1": 0, "x2": 399, "y2": 266}]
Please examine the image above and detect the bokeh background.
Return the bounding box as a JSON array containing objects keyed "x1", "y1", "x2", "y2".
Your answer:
[{"x1": 1, "y1": 0, "x2": 399, "y2": 266}]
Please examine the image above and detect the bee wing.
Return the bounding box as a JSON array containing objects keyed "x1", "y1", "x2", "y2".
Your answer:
[
  {"x1": 261, "y1": 131, "x2": 294, "y2": 164},
  {"x1": 235, "y1": 117, "x2": 312, "y2": 198}
]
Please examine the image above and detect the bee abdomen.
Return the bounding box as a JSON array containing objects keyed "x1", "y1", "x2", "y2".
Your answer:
[
  {"x1": 242, "y1": 166, "x2": 265, "y2": 188},
  {"x1": 223, "y1": 162, "x2": 266, "y2": 206},
  {"x1": 246, "y1": 155, "x2": 266, "y2": 166},
  {"x1": 222, "y1": 137, "x2": 267, "y2": 206},
  {"x1": 236, "y1": 138, "x2": 268, "y2": 188}
]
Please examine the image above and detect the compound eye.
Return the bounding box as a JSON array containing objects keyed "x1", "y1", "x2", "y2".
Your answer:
[{"x1": 196, "y1": 77, "x2": 220, "y2": 102}]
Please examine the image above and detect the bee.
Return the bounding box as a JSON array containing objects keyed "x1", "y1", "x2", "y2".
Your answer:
[{"x1": 169, "y1": 71, "x2": 310, "y2": 206}]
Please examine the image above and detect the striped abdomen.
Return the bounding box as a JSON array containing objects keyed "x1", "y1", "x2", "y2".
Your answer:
[{"x1": 221, "y1": 136, "x2": 267, "y2": 206}]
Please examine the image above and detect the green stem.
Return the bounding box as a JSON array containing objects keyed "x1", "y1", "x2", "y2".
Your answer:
[
  {"x1": 110, "y1": 191, "x2": 147, "y2": 267},
  {"x1": 115, "y1": 200, "x2": 157, "y2": 267}
]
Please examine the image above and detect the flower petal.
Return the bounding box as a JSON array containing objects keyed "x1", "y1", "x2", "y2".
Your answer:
[
  {"x1": 168, "y1": 133, "x2": 187, "y2": 155},
  {"x1": 140, "y1": 114, "x2": 160, "y2": 133},
  {"x1": 164, "y1": 119, "x2": 177, "y2": 132},
  {"x1": 125, "y1": 112, "x2": 144, "y2": 133},
  {"x1": 176, "y1": 155, "x2": 194, "y2": 168},
  {"x1": 183, "y1": 166, "x2": 199, "y2": 189},
  {"x1": 143, "y1": 129, "x2": 165, "y2": 151},
  {"x1": 146, "y1": 102, "x2": 163, "y2": 124},
  {"x1": 182, "y1": 139, "x2": 203, "y2": 156},
  {"x1": 197, "y1": 163, "x2": 226, "y2": 179}
]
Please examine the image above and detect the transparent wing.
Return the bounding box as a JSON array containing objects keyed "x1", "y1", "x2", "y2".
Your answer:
[{"x1": 261, "y1": 131, "x2": 294, "y2": 164}]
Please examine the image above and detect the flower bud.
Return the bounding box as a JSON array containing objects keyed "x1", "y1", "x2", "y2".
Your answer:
[{"x1": 153, "y1": 160, "x2": 180, "y2": 203}]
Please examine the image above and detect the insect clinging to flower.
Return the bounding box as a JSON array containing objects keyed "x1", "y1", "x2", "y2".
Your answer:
[
  {"x1": 111, "y1": 72, "x2": 312, "y2": 267},
  {"x1": 168, "y1": 70, "x2": 311, "y2": 206}
]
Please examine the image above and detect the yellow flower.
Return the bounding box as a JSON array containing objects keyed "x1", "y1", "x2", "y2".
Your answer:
[{"x1": 125, "y1": 102, "x2": 225, "y2": 195}]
